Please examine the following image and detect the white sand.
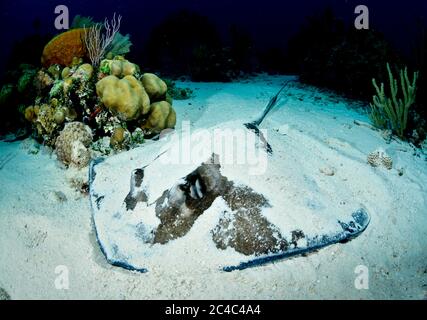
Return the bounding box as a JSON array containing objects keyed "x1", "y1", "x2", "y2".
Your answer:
[{"x1": 0, "y1": 75, "x2": 426, "y2": 299}]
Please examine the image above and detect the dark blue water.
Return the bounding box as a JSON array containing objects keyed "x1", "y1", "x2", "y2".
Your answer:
[{"x1": 0, "y1": 0, "x2": 425, "y2": 75}]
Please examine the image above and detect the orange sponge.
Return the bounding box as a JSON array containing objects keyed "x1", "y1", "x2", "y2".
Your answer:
[{"x1": 41, "y1": 28, "x2": 87, "y2": 67}]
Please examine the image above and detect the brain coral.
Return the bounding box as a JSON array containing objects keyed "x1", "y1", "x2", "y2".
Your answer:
[
  {"x1": 141, "y1": 73, "x2": 168, "y2": 100},
  {"x1": 41, "y1": 29, "x2": 87, "y2": 67},
  {"x1": 55, "y1": 122, "x2": 93, "y2": 168},
  {"x1": 100, "y1": 58, "x2": 139, "y2": 78},
  {"x1": 96, "y1": 75, "x2": 151, "y2": 121},
  {"x1": 141, "y1": 101, "x2": 176, "y2": 135}
]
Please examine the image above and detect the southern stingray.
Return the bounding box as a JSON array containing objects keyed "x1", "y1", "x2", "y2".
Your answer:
[{"x1": 89, "y1": 106, "x2": 370, "y2": 272}]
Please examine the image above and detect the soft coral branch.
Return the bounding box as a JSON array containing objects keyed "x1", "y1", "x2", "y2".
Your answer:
[{"x1": 83, "y1": 13, "x2": 122, "y2": 66}]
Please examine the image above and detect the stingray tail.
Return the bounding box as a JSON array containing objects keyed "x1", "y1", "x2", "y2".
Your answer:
[{"x1": 244, "y1": 80, "x2": 294, "y2": 154}]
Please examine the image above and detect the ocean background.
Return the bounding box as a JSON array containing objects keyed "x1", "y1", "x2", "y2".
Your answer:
[{"x1": 0, "y1": 0, "x2": 426, "y2": 77}]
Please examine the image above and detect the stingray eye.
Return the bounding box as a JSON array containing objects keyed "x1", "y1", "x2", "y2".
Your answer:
[{"x1": 189, "y1": 179, "x2": 204, "y2": 199}]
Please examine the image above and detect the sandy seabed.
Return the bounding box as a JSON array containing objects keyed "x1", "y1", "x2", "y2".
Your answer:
[{"x1": 0, "y1": 75, "x2": 426, "y2": 299}]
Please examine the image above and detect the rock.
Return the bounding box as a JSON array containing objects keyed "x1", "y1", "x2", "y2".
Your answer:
[
  {"x1": 32, "y1": 104, "x2": 58, "y2": 142},
  {"x1": 55, "y1": 122, "x2": 93, "y2": 168}
]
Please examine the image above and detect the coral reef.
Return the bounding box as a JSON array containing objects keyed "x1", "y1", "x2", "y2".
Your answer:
[
  {"x1": 13, "y1": 13, "x2": 177, "y2": 168},
  {"x1": 141, "y1": 101, "x2": 176, "y2": 135},
  {"x1": 55, "y1": 122, "x2": 93, "y2": 168},
  {"x1": 24, "y1": 104, "x2": 63, "y2": 145},
  {"x1": 110, "y1": 127, "x2": 130, "y2": 150},
  {"x1": 47, "y1": 64, "x2": 62, "y2": 80},
  {"x1": 367, "y1": 148, "x2": 393, "y2": 170},
  {"x1": 99, "y1": 57, "x2": 139, "y2": 78},
  {"x1": 77, "y1": 14, "x2": 132, "y2": 64},
  {"x1": 34, "y1": 70, "x2": 54, "y2": 95},
  {"x1": 72, "y1": 63, "x2": 94, "y2": 81},
  {"x1": 0, "y1": 64, "x2": 40, "y2": 134},
  {"x1": 17, "y1": 67, "x2": 37, "y2": 93},
  {"x1": 141, "y1": 73, "x2": 167, "y2": 100},
  {"x1": 41, "y1": 28, "x2": 88, "y2": 67},
  {"x1": 105, "y1": 32, "x2": 132, "y2": 58},
  {"x1": 23, "y1": 62, "x2": 90, "y2": 145},
  {"x1": 96, "y1": 75, "x2": 151, "y2": 121},
  {"x1": 83, "y1": 14, "x2": 122, "y2": 66}
]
